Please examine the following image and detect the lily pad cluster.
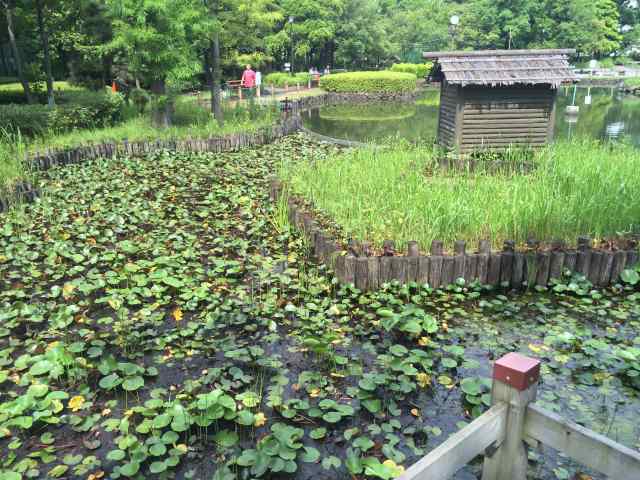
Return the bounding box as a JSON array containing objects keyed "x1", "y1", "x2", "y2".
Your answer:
[{"x1": 0, "y1": 134, "x2": 639, "y2": 480}]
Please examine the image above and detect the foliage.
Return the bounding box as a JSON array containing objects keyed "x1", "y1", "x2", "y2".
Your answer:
[
  {"x1": 389, "y1": 63, "x2": 433, "y2": 79},
  {"x1": 0, "y1": 134, "x2": 639, "y2": 480},
  {"x1": 0, "y1": 91, "x2": 124, "y2": 137},
  {"x1": 105, "y1": 0, "x2": 213, "y2": 91},
  {"x1": 282, "y1": 138, "x2": 640, "y2": 247},
  {"x1": 264, "y1": 72, "x2": 312, "y2": 87},
  {"x1": 318, "y1": 103, "x2": 416, "y2": 122},
  {"x1": 0, "y1": 81, "x2": 84, "y2": 105},
  {"x1": 319, "y1": 71, "x2": 417, "y2": 94}
]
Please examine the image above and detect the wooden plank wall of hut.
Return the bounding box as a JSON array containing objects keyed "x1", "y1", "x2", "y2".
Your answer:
[
  {"x1": 459, "y1": 85, "x2": 555, "y2": 153},
  {"x1": 437, "y1": 82, "x2": 459, "y2": 148}
]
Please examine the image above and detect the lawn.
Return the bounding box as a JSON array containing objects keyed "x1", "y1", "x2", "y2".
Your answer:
[
  {"x1": 0, "y1": 134, "x2": 639, "y2": 479},
  {"x1": 281, "y1": 139, "x2": 640, "y2": 250}
]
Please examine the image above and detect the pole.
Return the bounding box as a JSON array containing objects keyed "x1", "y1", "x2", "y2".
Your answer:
[
  {"x1": 571, "y1": 84, "x2": 577, "y2": 106},
  {"x1": 482, "y1": 353, "x2": 540, "y2": 480},
  {"x1": 289, "y1": 18, "x2": 295, "y2": 77}
]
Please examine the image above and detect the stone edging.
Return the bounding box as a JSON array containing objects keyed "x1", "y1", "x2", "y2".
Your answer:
[
  {"x1": 0, "y1": 117, "x2": 302, "y2": 214},
  {"x1": 270, "y1": 179, "x2": 640, "y2": 291}
]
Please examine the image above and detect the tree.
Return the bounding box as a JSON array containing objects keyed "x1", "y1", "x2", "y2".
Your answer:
[
  {"x1": 204, "y1": 0, "x2": 281, "y2": 122},
  {"x1": 106, "y1": 0, "x2": 212, "y2": 126},
  {"x1": 34, "y1": 0, "x2": 54, "y2": 106},
  {"x1": 1, "y1": 0, "x2": 32, "y2": 103}
]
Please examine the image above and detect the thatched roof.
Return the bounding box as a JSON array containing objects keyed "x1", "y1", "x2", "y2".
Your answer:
[{"x1": 423, "y1": 49, "x2": 577, "y2": 87}]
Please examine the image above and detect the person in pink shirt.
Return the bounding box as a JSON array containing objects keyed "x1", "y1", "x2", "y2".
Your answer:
[{"x1": 241, "y1": 64, "x2": 256, "y2": 97}]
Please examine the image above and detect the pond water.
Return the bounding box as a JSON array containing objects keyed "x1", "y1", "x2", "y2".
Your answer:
[{"x1": 302, "y1": 86, "x2": 640, "y2": 146}]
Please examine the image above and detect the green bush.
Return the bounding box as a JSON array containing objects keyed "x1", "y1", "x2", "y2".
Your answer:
[
  {"x1": 0, "y1": 105, "x2": 51, "y2": 137},
  {"x1": 0, "y1": 81, "x2": 86, "y2": 104},
  {"x1": 389, "y1": 63, "x2": 433, "y2": 78},
  {"x1": 319, "y1": 71, "x2": 417, "y2": 94},
  {"x1": 1, "y1": 91, "x2": 125, "y2": 137},
  {"x1": 264, "y1": 72, "x2": 311, "y2": 87}
]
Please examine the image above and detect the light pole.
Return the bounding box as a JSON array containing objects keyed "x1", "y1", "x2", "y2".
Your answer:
[
  {"x1": 449, "y1": 15, "x2": 459, "y2": 50},
  {"x1": 289, "y1": 16, "x2": 295, "y2": 76}
]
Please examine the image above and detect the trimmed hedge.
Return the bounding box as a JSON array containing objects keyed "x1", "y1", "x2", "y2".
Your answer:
[
  {"x1": 319, "y1": 71, "x2": 417, "y2": 94},
  {"x1": 264, "y1": 72, "x2": 312, "y2": 87},
  {"x1": 1, "y1": 91, "x2": 125, "y2": 137},
  {"x1": 389, "y1": 63, "x2": 433, "y2": 78}
]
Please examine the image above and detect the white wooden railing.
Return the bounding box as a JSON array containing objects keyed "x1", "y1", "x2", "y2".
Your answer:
[{"x1": 399, "y1": 353, "x2": 640, "y2": 480}]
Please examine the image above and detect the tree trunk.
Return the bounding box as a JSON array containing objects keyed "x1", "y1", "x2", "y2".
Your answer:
[
  {"x1": 208, "y1": 0, "x2": 223, "y2": 126},
  {"x1": 35, "y1": 0, "x2": 54, "y2": 107},
  {"x1": 0, "y1": 44, "x2": 8, "y2": 75},
  {"x1": 209, "y1": 35, "x2": 223, "y2": 126},
  {"x1": 151, "y1": 78, "x2": 172, "y2": 128},
  {"x1": 3, "y1": 1, "x2": 32, "y2": 104}
]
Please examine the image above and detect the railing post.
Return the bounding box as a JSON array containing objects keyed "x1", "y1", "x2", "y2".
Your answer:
[{"x1": 482, "y1": 353, "x2": 540, "y2": 480}]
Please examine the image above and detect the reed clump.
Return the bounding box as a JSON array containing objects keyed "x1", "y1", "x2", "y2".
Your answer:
[{"x1": 281, "y1": 138, "x2": 640, "y2": 248}]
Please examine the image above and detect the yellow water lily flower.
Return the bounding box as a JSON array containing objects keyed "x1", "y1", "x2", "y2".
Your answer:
[
  {"x1": 69, "y1": 396, "x2": 85, "y2": 412},
  {"x1": 254, "y1": 412, "x2": 267, "y2": 427},
  {"x1": 173, "y1": 307, "x2": 183, "y2": 322},
  {"x1": 62, "y1": 283, "x2": 76, "y2": 299},
  {"x1": 416, "y1": 373, "x2": 431, "y2": 389}
]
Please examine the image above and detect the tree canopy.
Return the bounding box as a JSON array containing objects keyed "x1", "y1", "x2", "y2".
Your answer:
[{"x1": 1, "y1": 0, "x2": 638, "y2": 95}]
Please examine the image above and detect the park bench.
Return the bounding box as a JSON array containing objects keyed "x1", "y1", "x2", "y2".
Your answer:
[{"x1": 226, "y1": 79, "x2": 244, "y2": 99}]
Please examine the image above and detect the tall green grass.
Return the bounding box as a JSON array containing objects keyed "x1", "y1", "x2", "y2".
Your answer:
[
  {"x1": 0, "y1": 128, "x2": 29, "y2": 195},
  {"x1": 28, "y1": 97, "x2": 278, "y2": 152},
  {"x1": 281, "y1": 139, "x2": 640, "y2": 249}
]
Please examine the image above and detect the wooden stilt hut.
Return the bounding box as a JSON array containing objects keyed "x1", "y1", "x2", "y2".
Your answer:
[{"x1": 423, "y1": 49, "x2": 577, "y2": 154}]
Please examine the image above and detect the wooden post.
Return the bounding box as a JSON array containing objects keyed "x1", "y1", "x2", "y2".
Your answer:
[
  {"x1": 535, "y1": 251, "x2": 551, "y2": 286},
  {"x1": 407, "y1": 241, "x2": 420, "y2": 283},
  {"x1": 417, "y1": 257, "x2": 430, "y2": 285},
  {"x1": 482, "y1": 353, "x2": 540, "y2": 480},
  {"x1": 453, "y1": 240, "x2": 466, "y2": 281},
  {"x1": 377, "y1": 256, "x2": 390, "y2": 285},
  {"x1": 487, "y1": 254, "x2": 502, "y2": 286}
]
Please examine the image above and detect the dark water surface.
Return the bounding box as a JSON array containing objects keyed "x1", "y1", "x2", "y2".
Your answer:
[{"x1": 302, "y1": 87, "x2": 640, "y2": 146}]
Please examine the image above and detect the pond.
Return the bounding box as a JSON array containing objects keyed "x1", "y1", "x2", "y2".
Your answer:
[
  {"x1": 0, "y1": 135, "x2": 638, "y2": 480},
  {"x1": 302, "y1": 86, "x2": 640, "y2": 146}
]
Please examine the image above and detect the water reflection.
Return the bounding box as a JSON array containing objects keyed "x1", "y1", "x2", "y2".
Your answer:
[
  {"x1": 302, "y1": 87, "x2": 640, "y2": 146},
  {"x1": 555, "y1": 86, "x2": 640, "y2": 145}
]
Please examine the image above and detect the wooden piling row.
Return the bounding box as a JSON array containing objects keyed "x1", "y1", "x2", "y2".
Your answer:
[
  {"x1": 273, "y1": 186, "x2": 640, "y2": 292},
  {"x1": 1, "y1": 117, "x2": 303, "y2": 214}
]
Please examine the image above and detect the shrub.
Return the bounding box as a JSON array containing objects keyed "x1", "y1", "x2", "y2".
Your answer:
[
  {"x1": 389, "y1": 63, "x2": 433, "y2": 78},
  {"x1": 0, "y1": 81, "x2": 87, "y2": 104},
  {"x1": 319, "y1": 71, "x2": 417, "y2": 94},
  {"x1": 0, "y1": 105, "x2": 51, "y2": 137},
  {"x1": 264, "y1": 72, "x2": 311, "y2": 87},
  {"x1": 1, "y1": 91, "x2": 125, "y2": 137}
]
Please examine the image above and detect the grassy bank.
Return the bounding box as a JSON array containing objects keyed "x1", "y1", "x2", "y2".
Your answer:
[
  {"x1": 281, "y1": 139, "x2": 640, "y2": 249},
  {"x1": 0, "y1": 97, "x2": 278, "y2": 190},
  {"x1": 27, "y1": 98, "x2": 278, "y2": 152}
]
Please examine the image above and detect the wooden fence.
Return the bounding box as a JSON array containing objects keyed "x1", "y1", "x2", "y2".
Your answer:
[
  {"x1": 270, "y1": 180, "x2": 640, "y2": 289},
  {"x1": 26, "y1": 116, "x2": 302, "y2": 172},
  {"x1": 0, "y1": 117, "x2": 303, "y2": 214},
  {"x1": 398, "y1": 352, "x2": 640, "y2": 480}
]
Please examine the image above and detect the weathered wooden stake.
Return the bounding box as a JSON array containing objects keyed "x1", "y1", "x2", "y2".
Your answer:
[
  {"x1": 482, "y1": 353, "x2": 540, "y2": 480},
  {"x1": 535, "y1": 251, "x2": 551, "y2": 286},
  {"x1": 417, "y1": 257, "x2": 430, "y2": 285},
  {"x1": 379, "y1": 257, "x2": 392, "y2": 285}
]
